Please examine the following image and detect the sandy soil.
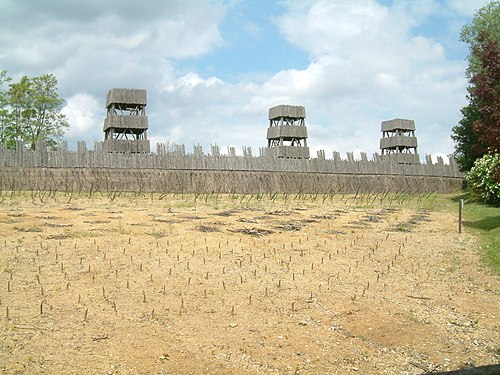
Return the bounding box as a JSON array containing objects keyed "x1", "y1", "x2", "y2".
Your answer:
[{"x1": 0, "y1": 193, "x2": 498, "y2": 374}]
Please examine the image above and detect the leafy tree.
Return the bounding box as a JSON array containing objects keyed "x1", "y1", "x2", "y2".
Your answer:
[
  {"x1": 0, "y1": 71, "x2": 68, "y2": 150},
  {"x1": 469, "y1": 30, "x2": 499, "y2": 153},
  {"x1": 451, "y1": 97, "x2": 485, "y2": 171},
  {"x1": 452, "y1": 1, "x2": 500, "y2": 171},
  {"x1": 0, "y1": 69, "x2": 12, "y2": 145},
  {"x1": 460, "y1": 1, "x2": 500, "y2": 78}
]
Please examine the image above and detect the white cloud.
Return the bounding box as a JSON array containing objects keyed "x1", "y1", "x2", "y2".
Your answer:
[
  {"x1": 250, "y1": 0, "x2": 469, "y2": 156},
  {"x1": 444, "y1": 0, "x2": 491, "y2": 16},
  {"x1": 62, "y1": 93, "x2": 103, "y2": 141},
  {"x1": 0, "y1": 1, "x2": 225, "y2": 93}
]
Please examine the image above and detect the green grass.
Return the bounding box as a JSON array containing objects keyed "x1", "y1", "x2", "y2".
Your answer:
[{"x1": 452, "y1": 191, "x2": 499, "y2": 274}]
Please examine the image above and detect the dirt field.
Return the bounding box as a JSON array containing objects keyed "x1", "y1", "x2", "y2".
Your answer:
[{"x1": 0, "y1": 192, "x2": 498, "y2": 374}]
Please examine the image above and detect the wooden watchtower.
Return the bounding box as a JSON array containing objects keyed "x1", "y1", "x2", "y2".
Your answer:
[
  {"x1": 266, "y1": 105, "x2": 310, "y2": 159},
  {"x1": 102, "y1": 88, "x2": 150, "y2": 153},
  {"x1": 380, "y1": 118, "x2": 419, "y2": 164}
]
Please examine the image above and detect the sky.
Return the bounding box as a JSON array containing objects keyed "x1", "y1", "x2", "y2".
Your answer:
[{"x1": 0, "y1": 0, "x2": 490, "y2": 160}]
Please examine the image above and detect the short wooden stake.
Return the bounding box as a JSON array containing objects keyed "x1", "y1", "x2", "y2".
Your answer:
[{"x1": 458, "y1": 199, "x2": 463, "y2": 234}]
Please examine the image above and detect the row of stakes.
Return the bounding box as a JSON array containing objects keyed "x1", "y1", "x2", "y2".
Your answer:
[{"x1": 2, "y1": 234, "x2": 410, "y2": 322}]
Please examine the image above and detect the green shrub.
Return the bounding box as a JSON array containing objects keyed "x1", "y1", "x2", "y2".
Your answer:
[{"x1": 466, "y1": 153, "x2": 500, "y2": 203}]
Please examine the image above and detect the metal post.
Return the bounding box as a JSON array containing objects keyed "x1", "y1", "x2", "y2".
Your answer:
[{"x1": 458, "y1": 199, "x2": 464, "y2": 234}]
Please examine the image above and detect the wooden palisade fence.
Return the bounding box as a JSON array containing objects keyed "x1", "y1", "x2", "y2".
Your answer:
[{"x1": 0, "y1": 141, "x2": 463, "y2": 195}]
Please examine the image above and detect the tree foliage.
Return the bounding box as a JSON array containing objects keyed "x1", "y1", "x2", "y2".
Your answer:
[
  {"x1": 451, "y1": 97, "x2": 485, "y2": 171},
  {"x1": 466, "y1": 153, "x2": 500, "y2": 204},
  {"x1": 460, "y1": 1, "x2": 500, "y2": 78},
  {"x1": 469, "y1": 31, "x2": 500, "y2": 153},
  {"x1": 0, "y1": 70, "x2": 68, "y2": 150},
  {"x1": 452, "y1": 1, "x2": 500, "y2": 171}
]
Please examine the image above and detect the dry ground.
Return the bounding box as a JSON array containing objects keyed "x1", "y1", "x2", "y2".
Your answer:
[{"x1": 0, "y1": 192, "x2": 498, "y2": 374}]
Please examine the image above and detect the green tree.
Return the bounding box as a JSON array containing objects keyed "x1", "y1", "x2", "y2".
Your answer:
[
  {"x1": 469, "y1": 30, "x2": 499, "y2": 152},
  {"x1": 460, "y1": 1, "x2": 500, "y2": 78},
  {"x1": 452, "y1": 1, "x2": 500, "y2": 171},
  {"x1": 0, "y1": 72, "x2": 68, "y2": 150},
  {"x1": 0, "y1": 69, "x2": 12, "y2": 145},
  {"x1": 451, "y1": 97, "x2": 485, "y2": 171}
]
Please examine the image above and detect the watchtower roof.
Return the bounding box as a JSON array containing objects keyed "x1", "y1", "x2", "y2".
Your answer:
[
  {"x1": 106, "y1": 88, "x2": 147, "y2": 108},
  {"x1": 381, "y1": 118, "x2": 415, "y2": 132},
  {"x1": 269, "y1": 105, "x2": 306, "y2": 120}
]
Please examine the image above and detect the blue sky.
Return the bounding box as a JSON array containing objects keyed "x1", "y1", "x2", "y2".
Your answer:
[
  {"x1": 0, "y1": 0, "x2": 490, "y2": 160},
  {"x1": 186, "y1": 1, "x2": 309, "y2": 82}
]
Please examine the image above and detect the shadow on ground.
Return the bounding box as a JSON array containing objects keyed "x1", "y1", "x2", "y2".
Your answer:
[
  {"x1": 423, "y1": 364, "x2": 500, "y2": 374},
  {"x1": 463, "y1": 215, "x2": 500, "y2": 232}
]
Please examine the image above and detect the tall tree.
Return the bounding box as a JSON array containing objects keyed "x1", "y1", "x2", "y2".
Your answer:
[
  {"x1": 452, "y1": 1, "x2": 500, "y2": 171},
  {"x1": 0, "y1": 70, "x2": 12, "y2": 145},
  {"x1": 470, "y1": 30, "x2": 500, "y2": 152},
  {"x1": 0, "y1": 72, "x2": 68, "y2": 150},
  {"x1": 451, "y1": 96, "x2": 486, "y2": 171}
]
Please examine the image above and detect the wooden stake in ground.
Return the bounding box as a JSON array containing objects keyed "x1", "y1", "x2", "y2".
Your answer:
[{"x1": 458, "y1": 199, "x2": 463, "y2": 234}]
